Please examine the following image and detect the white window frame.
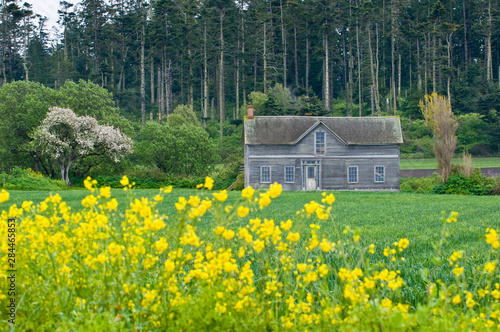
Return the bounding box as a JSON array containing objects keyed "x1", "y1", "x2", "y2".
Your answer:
[
  {"x1": 374, "y1": 165, "x2": 385, "y2": 183},
  {"x1": 347, "y1": 166, "x2": 358, "y2": 184},
  {"x1": 315, "y1": 131, "x2": 326, "y2": 155},
  {"x1": 260, "y1": 166, "x2": 271, "y2": 183},
  {"x1": 284, "y1": 166, "x2": 295, "y2": 183}
]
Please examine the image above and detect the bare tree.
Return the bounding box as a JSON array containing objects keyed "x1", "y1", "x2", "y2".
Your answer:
[{"x1": 419, "y1": 93, "x2": 458, "y2": 182}]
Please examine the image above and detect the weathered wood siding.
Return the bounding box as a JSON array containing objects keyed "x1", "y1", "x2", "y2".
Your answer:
[{"x1": 245, "y1": 124, "x2": 401, "y2": 191}]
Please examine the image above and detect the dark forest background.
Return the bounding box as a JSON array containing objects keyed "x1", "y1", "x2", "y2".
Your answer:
[{"x1": 0, "y1": 0, "x2": 499, "y2": 185}]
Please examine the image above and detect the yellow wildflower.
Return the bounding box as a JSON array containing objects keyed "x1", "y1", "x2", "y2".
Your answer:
[
  {"x1": 381, "y1": 299, "x2": 392, "y2": 309},
  {"x1": 369, "y1": 244, "x2": 375, "y2": 254},
  {"x1": 449, "y1": 251, "x2": 463, "y2": 263},
  {"x1": 61, "y1": 265, "x2": 71, "y2": 274},
  {"x1": 165, "y1": 260, "x2": 175, "y2": 272},
  {"x1": 96, "y1": 254, "x2": 108, "y2": 264},
  {"x1": 237, "y1": 206, "x2": 250, "y2": 218},
  {"x1": 99, "y1": 186, "x2": 111, "y2": 198},
  {"x1": 453, "y1": 266, "x2": 464, "y2": 277},
  {"x1": 215, "y1": 226, "x2": 225, "y2": 235},
  {"x1": 253, "y1": 240, "x2": 265, "y2": 252},
  {"x1": 324, "y1": 193, "x2": 335, "y2": 205},
  {"x1": 120, "y1": 175, "x2": 129, "y2": 186},
  {"x1": 154, "y1": 238, "x2": 169, "y2": 254},
  {"x1": 318, "y1": 264, "x2": 329, "y2": 277},
  {"x1": 106, "y1": 198, "x2": 118, "y2": 210},
  {"x1": 188, "y1": 195, "x2": 201, "y2": 207},
  {"x1": 452, "y1": 295, "x2": 461, "y2": 304},
  {"x1": 242, "y1": 186, "x2": 255, "y2": 200},
  {"x1": 84, "y1": 176, "x2": 94, "y2": 191},
  {"x1": 287, "y1": 232, "x2": 300, "y2": 242},
  {"x1": 280, "y1": 219, "x2": 293, "y2": 231},
  {"x1": 486, "y1": 229, "x2": 500, "y2": 249},
  {"x1": 297, "y1": 264, "x2": 307, "y2": 273},
  {"x1": 222, "y1": 229, "x2": 235, "y2": 240},
  {"x1": 108, "y1": 242, "x2": 124, "y2": 256},
  {"x1": 304, "y1": 201, "x2": 319, "y2": 215},
  {"x1": 21, "y1": 200, "x2": 33, "y2": 212},
  {"x1": 315, "y1": 207, "x2": 329, "y2": 220},
  {"x1": 259, "y1": 193, "x2": 271, "y2": 209},
  {"x1": 213, "y1": 190, "x2": 228, "y2": 202},
  {"x1": 204, "y1": 176, "x2": 214, "y2": 190},
  {"x1": 81, "y1": 195, "x2": 97, "y2": 208},
  {"x1": 446, "y1": 211, "x2": 459, "y2": 223},
  {"x1": 175, "y1": 197, "x2": 187, "y2": 212},
  {"x1": 398, "y1": 238, "x2": 410, "y2": 249},
  {"x1": 484, "y1": 261, "x2": 496, "y2": 274},
  {"x1": 268, "y1": 182, "x2": 282, "y2": 198},
  {"x1": 320, "y1": 239, "x2": 332, "y2": 252}
]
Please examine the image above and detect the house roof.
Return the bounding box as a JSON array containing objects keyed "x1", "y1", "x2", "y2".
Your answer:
[{"x1": 244, "y1": 116, "x2": 403, "y2": 145}]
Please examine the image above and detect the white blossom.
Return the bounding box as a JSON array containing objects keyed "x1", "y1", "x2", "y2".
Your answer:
[{"x1": 31, "y1": 107, "x2": 133, "y2": 184}]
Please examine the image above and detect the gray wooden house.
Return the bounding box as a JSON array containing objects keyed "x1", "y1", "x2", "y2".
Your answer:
[{"x1": 244, "y1": 115, "x2": 403, "y2": 191}]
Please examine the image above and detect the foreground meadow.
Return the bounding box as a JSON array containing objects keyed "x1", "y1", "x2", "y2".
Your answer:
[{"x1": 1, "y1": 179, "x2": 500, "y2": 331}]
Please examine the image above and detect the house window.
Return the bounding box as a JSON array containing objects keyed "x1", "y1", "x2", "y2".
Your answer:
[
  {"x1": 348, "y1": 166, "x2": 358, "y2": 183},
  {"x1": 375, "y1": 166, "x2": 385, "y2": 183},
  {"x1": 285, "y1": 166, "x2": 295, "y2": 183},
  {"x1": 260, "y1": 166, "x2": 271, "y2": 183},
  {"x1": 315, "y1": 132, "x2": 325, "y2": 155}
]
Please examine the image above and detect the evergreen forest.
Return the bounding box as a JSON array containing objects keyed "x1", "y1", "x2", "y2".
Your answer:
[{"x1": 0, "y1": 0, "x2": 499, "y2": 185}]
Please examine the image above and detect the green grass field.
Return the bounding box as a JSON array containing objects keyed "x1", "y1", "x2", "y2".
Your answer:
[
  {"x1": 2, "y1": 188, "x2": 499, "y2": 304},
  {"x1": 400, "y1": 156, "x2": 500, "y2": 170},
  {"x1": 2, "y1": 189, "x2": 498, "y2": 255}
]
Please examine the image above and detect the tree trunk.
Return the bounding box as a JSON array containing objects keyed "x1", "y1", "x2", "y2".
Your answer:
[
  {"x1": 219, "y1": 11, "x2": 225, "y2": 145},
  {"x1": 280, "y1": 0, "x2": 287, "y2": 86},
  {"x1": 342, "y1": 29, "x2": 350, "y2": 116},
  {"x1": 368, "y1": 23, "x2": 381, "y2": 115},
  {"x1": 263, "y1": 22, "x2": 267, "y2": 93},
  {"x1": 203, "y1": 23, "x2": 209, "y2": 126},
  {"x1": 356, "y1": 25, "x2": 362, "y2": 117},
  {"x1": 447, "y1": 32, "x2": 453, "y2": 103},
  {"x1": 236, "y1": 45, "x2": 240, "y2": 119},
  {"x1": 432, "y1": 34, "x2": 436, "y2": 93},
  {"x1": 306, "y1": 23, "x2": 309, "y2": 92},
  {"x1": 242, "y1": 16, "x2": 246, "y2": 106},
  {"x1": 189, "y1": 48, "x2": 194, "y2": 109},
  {"x1": 140, "y1": 26, "x2": 146, "y2": 128},
  {"x1": 463, "y1": 0, "x2": 468, "y2": 69},
  {"x1": 294, "y1": 24, "x2": 298, "y2": 88},
  {"x1": 150, "y1": 57, "x2": 154, "y2": 121},
  {"x1": 65, "y1": 158, "x2": 73, "y2": 186},
  {"x1": 323, "y1": 29, "x2": 330, "y2": 112},
  {"x1": 486, "y1": 0, "x2": 493, "y2": 81},
  {"x1": 158, "y1": 67, "x2": 162, "y2": 123},
  {"x1": 390, "y1": 0, "x2": 397, "y2": 113},
  {"x1": 398, "y1": 53, "x2": 401, "y2": 98},
  {"x1": 417, "y1": 37, "x2": 422, "y2": 90}
]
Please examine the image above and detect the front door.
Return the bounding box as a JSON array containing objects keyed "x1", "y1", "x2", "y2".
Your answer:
[{"x1": 306, "y1": 166, "x2": 317, "y2": 190}]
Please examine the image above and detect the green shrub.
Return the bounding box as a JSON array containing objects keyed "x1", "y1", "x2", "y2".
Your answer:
[
  {"x1": 400, "y1": 175, "x2": 442, "y2": 193},
  {"x1": 442, "y1": 170, "x2": 495, "y2": 195},
  {"x1": 134, "y1": 122, "x2": 220, "y2": 177},
  {"x1": 1, "y1": 167, "x2": 69, "y2": 191}
]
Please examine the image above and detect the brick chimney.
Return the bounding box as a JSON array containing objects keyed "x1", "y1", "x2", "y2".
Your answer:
[{"x1": 247, "y1": 105, "x2": 254, "y2": 119}]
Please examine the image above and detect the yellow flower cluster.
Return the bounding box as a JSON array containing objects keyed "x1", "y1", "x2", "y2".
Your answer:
[
  {"x1": 486, "y1": 228, "x2": 500, "y2": 249},
  {"x1": 0, "y1": 182, "x2": 498, "y2": 331}
]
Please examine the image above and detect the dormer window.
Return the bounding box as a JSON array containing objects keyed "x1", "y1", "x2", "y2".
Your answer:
[{"x1": 315, "y1": 132, "x2": 325, "y2": 155}]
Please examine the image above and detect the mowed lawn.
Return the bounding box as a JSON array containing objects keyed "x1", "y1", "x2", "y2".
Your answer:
[
  {"x1": 400, "y1": 156, "x2": 500, "y2": 170},
  {"x1": 2, "y1": 188, "x2": 499, "y2": 304}
]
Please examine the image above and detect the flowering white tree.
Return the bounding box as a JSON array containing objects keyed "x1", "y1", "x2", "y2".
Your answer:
[{"x1": 31, "y1": 107, "x2": 133, "y2": 185}]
